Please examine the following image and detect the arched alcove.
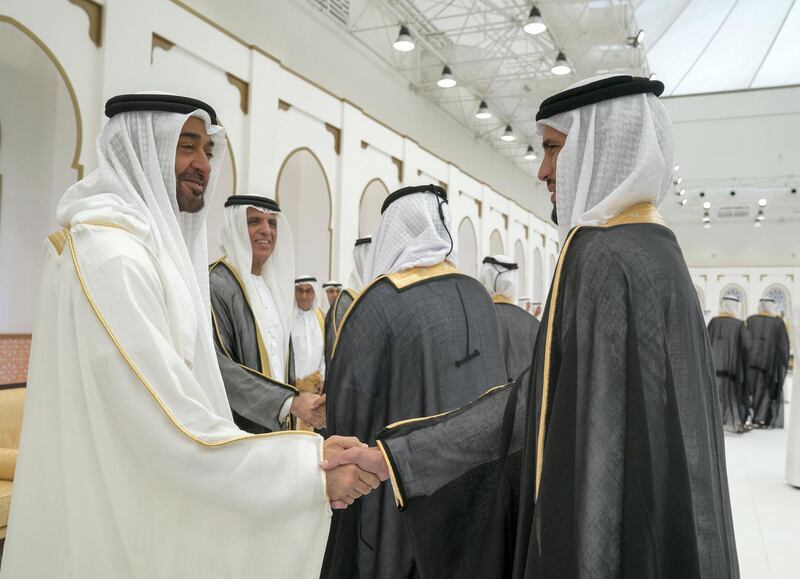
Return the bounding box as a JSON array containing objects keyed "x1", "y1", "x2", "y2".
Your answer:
[
  {"x1": 457, "y1": 217, "x2": 478, "y2": 277},
  {"x1": 549, "y1": 254, "x2": 556, "y2": 280},
  {"x1": 359, "y1": 178, "x2": 389, "y2": 237},
  {"x1": 719, "y1": 284, "x2": 747, "y2": 317},
  {"x1": 489, "y1": 229, "x2": 504, "y2": 255},
  {"x1": 0, "y1": 20, "x2": 80, "y2": 332},
  {"x1": 763, "y1": 284, "x2": 791, "y2": 317},
  {"x1": 533, "y1": 247, "x2": 544, "y2": 302},
  {"x1": 205, "y1": 140, "x2": 237, "y2": 261},
  {"x1": 275, "y1": 147, "x2": 332, "y2": 280},
  {"x1": 514, "y1": 239, "x2": 526, "y2": 296}
]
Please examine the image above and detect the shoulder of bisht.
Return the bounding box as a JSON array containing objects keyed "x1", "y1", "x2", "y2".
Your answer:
[{"x1": 385, "y1": 261, "x2": 462, "y2": 291}]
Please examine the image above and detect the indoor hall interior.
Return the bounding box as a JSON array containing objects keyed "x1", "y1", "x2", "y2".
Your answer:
[{"x1": 0, "y1": 0, "x2": 798, "y2": 577}]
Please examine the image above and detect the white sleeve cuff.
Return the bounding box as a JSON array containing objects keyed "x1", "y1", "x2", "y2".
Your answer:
[{"x1": 279, "y1": 395, "x2": 295, "y2": 423}]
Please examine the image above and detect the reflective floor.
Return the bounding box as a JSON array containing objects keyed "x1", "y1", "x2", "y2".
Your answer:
[{"x1": 726, "y1": 375, "x2": 799, "y2": 579}]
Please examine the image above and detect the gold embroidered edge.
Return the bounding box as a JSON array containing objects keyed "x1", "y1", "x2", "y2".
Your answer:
[{"x1": 68, "y1": 231, "x2": 310, "y2": 446}]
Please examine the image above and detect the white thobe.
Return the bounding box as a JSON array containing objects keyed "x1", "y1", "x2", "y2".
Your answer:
[
  {"x1": 1, "y1": 224, "x2": 331, "y2": 578},
  {"x1": 292, "y1": 309, "x2": 325, "y2": 379},
  {"x1": 250, "y1": 275, "x2": 286, "y2": 383}
]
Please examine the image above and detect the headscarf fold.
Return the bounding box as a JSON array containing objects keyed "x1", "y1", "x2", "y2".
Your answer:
[
  {"x1": 479, "y1": 255, "x2": 520, "y2": 304},
  {"x1": 364, "y1": 190, "x2": 456, "y2": 280},
  {"x1": 537, "y1": 74, "x2": 674, "y2": 242},
  {"x1": 56, "y1": 106, "x2": 230, "y2": 415}
]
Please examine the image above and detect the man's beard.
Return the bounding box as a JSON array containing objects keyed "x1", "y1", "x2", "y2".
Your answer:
[
  {"x1": 551, "y1": 205, "x2": 558, "y2": 225},
  {"x1": 176, "y1": 170, "x2": 207, "y2": 213}
]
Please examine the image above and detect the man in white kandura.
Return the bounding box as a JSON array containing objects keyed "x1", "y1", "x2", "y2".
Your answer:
[
  {"x1": 0, "y1": 93, "x2": 377, "y2": 578},
  {"x1": 292, "y1": 275, "x2": 326, "y2": 395}
]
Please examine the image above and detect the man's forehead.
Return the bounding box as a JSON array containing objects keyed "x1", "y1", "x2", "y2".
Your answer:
[
  {"x1": 180, "y1": 117, "x2": 213, "y2": 142},
  {"x1": 541, "y1": 125, "x2": 567, "y2": 143}
]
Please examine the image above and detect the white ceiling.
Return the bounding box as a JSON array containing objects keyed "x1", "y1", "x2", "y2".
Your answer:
[
  {"x1": 637, "y1": 0, "x2": 800, "y2": 96},
  {"x1": 314, "y1": 0, "x2": 800, "y2": 177}
]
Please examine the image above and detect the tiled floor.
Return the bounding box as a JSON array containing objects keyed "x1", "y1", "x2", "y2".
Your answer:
[{"x1": 726, "y1": 374, "x2": 800, "y2": 579}]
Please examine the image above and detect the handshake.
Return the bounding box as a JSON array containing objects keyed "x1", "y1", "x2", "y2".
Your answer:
[{"x1": 321, "y1": 436, "x2": 390, "y2": 509}]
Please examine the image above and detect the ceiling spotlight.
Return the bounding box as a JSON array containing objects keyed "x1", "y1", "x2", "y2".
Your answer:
[
  {"x1": 437, "y1": 65, "x2": 457, "y2": 88},
  {"x1": 524, "y1": 145, "x2": 537, "y2": 160},
  {"x1": 523, "y1": 5, "x2": 547, "y2": 35},
  {"x1": 673, "y1": 163, "x2": 680, "y2": 172},
  {"x1": 703, "y1": 222, "x2": 711, "y2": 229},
  {"x1": 475, "y1": 100, "x2": 492, "y2": 119},
  {"x1": 702, "y1": 212, "x2": 711, "y2": 223},
  {"x1": 628, "y1": 29, "x2": 645, "y2": 48},
  {"x1": 501, "y1": 125, "x2": 516, "y2": 142},
  {"x1": 679, "y1": 188, "x2": 686, "y2": 196},
  {"x1": 756, "y1": 209, "x2": 765, "y2": 221},
  {"x1": 393, "y1": 25, "x2": 415, "y2": 52},
  {"x1": 754, "y1": 220, "x2": 762, "y2": 228},
  {"x1": 551, "y1": 51, "x2": 571, "y2": 76},
  {"x1": 674, "y1": 176, "x2": 683, "y2": 185},
  {"x1": 703, "y1": 201, "x2": 711, "y2": 210},
  {"x1": 758, "y1": 198, "x2": 767, "y2": 207},
  {"x1": 679, "y1": 198, "x2": 688, "y2": 206}
]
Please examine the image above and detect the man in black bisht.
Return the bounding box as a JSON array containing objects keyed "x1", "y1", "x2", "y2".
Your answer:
[
  {"x1": 747, "y1": 297, "x2": 790, "y2": 428},
  {"x1": 323, "y1": 236, "x2": 371, "y2": 367},
  {"x1": 479, "y1": 255, "x2": 540, "y2": 381},
  {"x1": 321, "y1": 185, "x2": 506, "y2": 579},
  {"x1": 708, "y1": 294, "x2": 751, "y2": 433},
  {"x1": 325, "y1": 75, "x2": 739, "y2": 578}
]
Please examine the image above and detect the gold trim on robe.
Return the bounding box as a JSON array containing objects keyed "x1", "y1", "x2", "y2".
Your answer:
[
  {"x1": 65, "y1": 228, "x2": 312, "y2": 446},
  {"x1": 491, "y1": 294, "x2": 515, "y2": 305}
]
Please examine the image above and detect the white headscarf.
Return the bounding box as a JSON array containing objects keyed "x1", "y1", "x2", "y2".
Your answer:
[
  {"x1": 537, "y1": 74, "x2": 675, "y2": 242},
  {"x1": 348, "y1": 237, "x2": 372, "y2": 290},
  {"x1": 218, "y1": 202, "x2": 295, "y2": 373},
  {"x1": 321, "y1": 281, "x2": 342, "y2": 314},
  {"x1": 720, "y1": 295, "x2": 741, "y2": 318},
  {"x1": 479, "y1": 255, "x2": 520, "y2": 304},
  {"x1": 56, "y1": 107, "x2": 229, "y2": 414},
  {"x1": 759, "y1": 298, "x2": 777, "y2": 316},
  {"x1": 364, "y1": 190, "x2": 457, "y2": 280}
]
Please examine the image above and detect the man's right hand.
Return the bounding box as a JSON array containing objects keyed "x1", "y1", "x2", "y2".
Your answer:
[
  {"x1": 290, "y1": 392, "x2": 326, "y2": 429},
  {"x1": 322, "y1": 436, "x2": 381, "y2": 509}
]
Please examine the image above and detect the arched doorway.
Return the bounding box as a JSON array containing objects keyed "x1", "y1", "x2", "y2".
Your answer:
[
  {"x1": 489, "y1": 229, "x2": 504, "y2": 255},
  {"x1": 359, "y1": 178, "x2": 389, "y2": 237},
  {"x1": 205, "y1": 141, "x2": 237, "y2": 261},
  {"x1": 457, "y1": 217, "x2": 478, "y2": 277},
  {"x1": 0, "y1": 20, "x2": 80, "y2": 332},
  {"x1": 532, "y1": 247, "x2": 543, "y2": 303},
  {"x1": 275, "y1": 147, "x2": 332, "y2": 280},
  {"x1": 514, "y1": 240, "x2": 526, "y2": 297}
]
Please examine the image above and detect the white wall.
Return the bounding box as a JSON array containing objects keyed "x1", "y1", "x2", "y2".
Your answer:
[
  {"x1": 663, "y1": 86, "x2": 800, "y2": 267},
  {"x1": 0, "y1": 24, "x2": 76, "y2": 332}
]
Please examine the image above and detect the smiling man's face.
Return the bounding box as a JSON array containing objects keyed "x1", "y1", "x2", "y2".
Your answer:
[
  {"x1": 247, "y1": 207, "x2": 278, "y2": 274},
  {"x1": 175, "y1": 116, "x2": 213, "y2": 213},
  {"x1": 537, "y1": 125, "x2": 567, "y2": 225}
]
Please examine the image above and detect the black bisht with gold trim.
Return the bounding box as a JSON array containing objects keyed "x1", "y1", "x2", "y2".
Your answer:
[
  {"x1": 321, "y1": 260, "x2": 507, "y2": 579},
  {"x1": 377, "y1": 213, "x2": 739, "y2": 578}
]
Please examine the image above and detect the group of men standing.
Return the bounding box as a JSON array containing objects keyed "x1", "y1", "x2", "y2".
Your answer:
[
  {"x1": 3, "y1": 75, "x2": 742, "y2": 578},
  {"x1": 708, "y1": 295, "x2": 791, "y2": 433}
]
